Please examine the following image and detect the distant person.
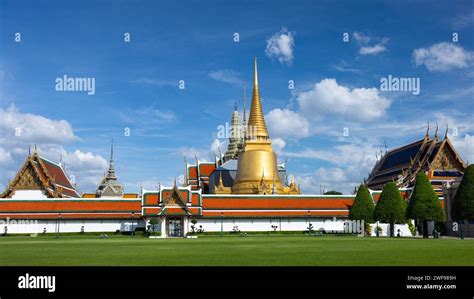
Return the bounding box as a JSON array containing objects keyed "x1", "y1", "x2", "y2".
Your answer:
[{"x1": 396, "y1": 229, "x2": 401, "y2": 238}]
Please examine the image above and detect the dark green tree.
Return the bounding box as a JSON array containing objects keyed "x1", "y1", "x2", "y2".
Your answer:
[
  {"x1": 407, "y1": 172, "x2": 445, "y2": 238},
  {"x1": 349, "y1": 184, "x2": 375, "y2": 235},
  {"x1": 374, "y1": 182, "x2": 406, "y2": 237},
  {"x1": 452, "y1": 164, "x2": 474, "y2": 221}
]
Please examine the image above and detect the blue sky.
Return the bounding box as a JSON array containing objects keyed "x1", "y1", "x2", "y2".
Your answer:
[{"x1": 1, "y1": 0, "x2": 473, "y2": 194}]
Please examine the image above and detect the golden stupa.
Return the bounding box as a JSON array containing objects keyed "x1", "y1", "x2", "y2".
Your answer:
[{"x1": 231, "y1": 58, "x2": 300, "y2": 195}]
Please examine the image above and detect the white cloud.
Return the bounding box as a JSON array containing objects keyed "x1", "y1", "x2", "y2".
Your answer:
[
  {"x1": 0, "y1": 104, "x2": 108, "y2": 193},
  {"x1": 297, "y1": 167, "x2": 352, "y2": 194},
  {"x1": 208, "y1": 69, "x2": 242, "y2": 85},
  {"x1": 210, "y1": 138, "x2": 227, "y2": 156},
  {"x1": 332, "y1": 61, "x2": 362, "y2": 73},
  {"x1": 413, "y1": 42, "x2": 473, "y2": 72},
  {"x1": 176, "y1": 138, "x2": 227, "y2": 162},
  {"x1": 353, "y1": 32, "x2": 388, "y2": 56},
  {"x1": 176, "y1": 146, "x2": 210, "y2": 161},
  {"x1": 353, "y1": 32, "x2": 371, "y2": 44},
  {"x1": 450, "y1": 11, "x2": 474, "y2": 29},
  {"x1": 360, "y1": 44, "x2": 387, "y2": 55},
  {"x1": 118, "y1": 106, "x2": 176, "y2": 124},
  {"x1": 0, "y1": 104, "x2": 77, "y2": 144},
  {"x1": 0, "y1": 147, "x2": 13, "y2": 166},
  {"x1": 38, "y1": 146, "x2": 108, "y2": 192},
  {"x1": 131, "y1": 78, "x2": 176, "y2": 87},
  {"x1": 265, "y1": 108, "x2": 310, "y2": 138},
  {"x1": 450, "y1": 134, "x2": 474, "y2": 163},
  {"x1": 272, "y1": 137, "x2": 286, "y2": 155},
  {"x1": 265, "y1": 27, "x2": 295, "y2": 65},
  {"x1": 289, "y1": 141, "x2": 379, "y2": 194},
  {"x1": 296, "y1": 79, "x2": 390, "y2": 122}
]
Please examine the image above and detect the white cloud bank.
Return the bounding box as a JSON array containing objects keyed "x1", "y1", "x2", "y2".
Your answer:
[
  {"x1": 0, "y1": 104, "x2": 107, "y2": 193},
  {"x1": 265, "y1": 27, "x2": 295, "y2": 65},
  {"x1": 297, "y1": 79, "x2": 390, "y2": 122},
  {"x1": 208, "y1": 69, "x2": 242, "y2": 85},
  {"x1": 265, "y1": 108, "x2": 310, "y2": 139},
  {"x1": 353, "y1": 32, "x2": 388, "y2": 56},
  {"x1": 413, "y1": 42, "x2": 473, "y2": 72}
]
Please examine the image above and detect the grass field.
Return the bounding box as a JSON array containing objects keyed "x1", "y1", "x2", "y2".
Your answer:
[{"x1": 0, "y1": 234, "x2": 473, "y2": 266}]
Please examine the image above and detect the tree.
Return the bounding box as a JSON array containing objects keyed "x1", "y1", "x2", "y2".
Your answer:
[
  {"x1": 407, "y1": 172, "x2": 445, "y2": 238},
  {"x1": 349, "y1": 184, "x2": 375, "y2": 235},
  {"x1": 452, "y1": 164, "x2": 474, "y2": 221},
  {"x1": 324, "y1": 190, "x2": 342, "y2": 195},
  {"x1": 149, "y1": 217, "x2": 159, "y2": 236},
  {"x1": 374, "y1": 182, "x2": 406, "y2": 237}
]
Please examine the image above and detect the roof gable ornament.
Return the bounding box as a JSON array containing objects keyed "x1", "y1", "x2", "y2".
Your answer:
[
  {"x1": 434, "y1": 122, "x2": 439, "y2": 141},
  {"x1": 164, "y1": 184, "x2": 188, "y2": 207}
]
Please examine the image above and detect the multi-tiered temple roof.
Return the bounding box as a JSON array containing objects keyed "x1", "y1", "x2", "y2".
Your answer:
[
  {"x1": 1, "y1": 147, "x2": 80, "y2": 198},
  {"x1": 367, "y1": 126, "x2": 466, "y2": 194}
]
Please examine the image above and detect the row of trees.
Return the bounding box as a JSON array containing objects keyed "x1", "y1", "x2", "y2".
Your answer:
[{"x1": 349, "y1": 165, "x2": 474, "y2": 237}]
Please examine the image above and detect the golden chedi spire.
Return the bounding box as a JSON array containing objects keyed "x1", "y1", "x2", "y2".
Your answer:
[
  {"x1": 247, "y1": 57, "x2": 269, "y2": 140},
  {"x1": 231, "y1": 58, "x2": 299, "y2": 195}
]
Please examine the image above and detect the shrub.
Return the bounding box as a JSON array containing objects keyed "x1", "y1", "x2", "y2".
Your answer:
[
  {"x1": 452, "y1": 164, "x2": 474, "y2": 221},
  {"x1": 374, "y1": 182, "x2": 407, "y2": 237},
  {"x1": 407, "y1": 172, "x2": 445, "y2": 237},
  {"x1": 349, "y1": 184, "x2": 375, "y2": 224}
]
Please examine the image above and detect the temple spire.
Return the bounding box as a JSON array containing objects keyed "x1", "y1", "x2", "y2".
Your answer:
[
  {"x1": 247, "y1": 57, "x2": 269, "y2": 140},
  {"x1": 243, "y1": 81, "x2": 247, "y2": 140},
  {"x1": 95, "y1": 138, "x2": 123, "y2": 197},
  {"x1": 106, "y1": 138, "x2": 117, "y2": 180},
  {"x1": 425, "y1": 122, "x2": 430, "y2": 138}
]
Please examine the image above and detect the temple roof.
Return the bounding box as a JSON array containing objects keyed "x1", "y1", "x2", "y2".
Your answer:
[
  {"x1": 377, "y1": 139, "x2": 424, "y2": 171},
  {"x1": 1, "y1": 148, "x2": 80, "y2": 198},
  {"x1": 367, "y1": 130, "x2": 467, "y2": 190},
  {"x1": 96, "y1": 140, "x2": 124, "y2": 197}
]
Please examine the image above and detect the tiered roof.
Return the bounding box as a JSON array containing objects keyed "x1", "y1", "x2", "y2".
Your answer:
[
  {"x1": 367, "y1": 128, "x2": 467, "y2": 191},
  {"x1": 1, "y1": 148, "x2": 80, "y2": 198},
  {"x1": 142, "y1": 183, "x2": 202, "y2": 217},
  {"x1": 184, "y1": 159, "x2": 217, "y2": 191}
]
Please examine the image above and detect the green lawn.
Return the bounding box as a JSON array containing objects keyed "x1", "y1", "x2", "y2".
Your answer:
[{"x1": 0, "y1": 234, "x2": 473, "y2": 266}]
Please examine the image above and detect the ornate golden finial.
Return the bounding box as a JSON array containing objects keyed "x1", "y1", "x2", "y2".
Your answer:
[
  {"x1": 425, "y1": 122, "x2": 430, "y2": 138},
  {"x1": 219, "y1": 171, "x2": 223, "y2": 186},
  {"x1": 444, "y1": 123, "x2": 449, "y2": 139},
  {"x1": 254, "y1": 57, "x2": 259, "y2": 86},
  {"x1": 247, "y1": 57, "x2": 269, "y2": 140},
  {"x1": 34, "y1": 144, "x2": 38, "y2": 154}
]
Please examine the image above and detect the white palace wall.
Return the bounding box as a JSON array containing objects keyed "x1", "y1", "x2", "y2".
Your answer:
[
  {"x1": 0, "y1": 219, "x2": 146, "y2": 234},
  {"x1": 1, "y1": 216, "x2": 412, "y2": 236}
]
